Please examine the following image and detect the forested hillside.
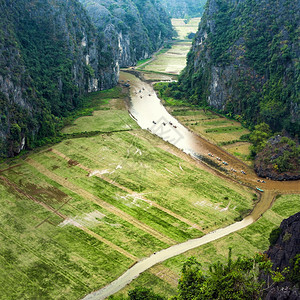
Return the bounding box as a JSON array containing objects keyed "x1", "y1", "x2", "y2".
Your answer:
[
  {"x1": 0, "y1": 0, "x2": 118, "y2": 158},
  {"x1": 0, "y1": 0, "x2": 173, "y2": 158},
  {"x1": 177, "y1": 0, "x2": 299, "y2": 136},
  {"x1": 159, "y1": 0, "x2": 207, "y2": 18},
  {"x1": 79, "y1": 0, "x2": 174, "y2": 66}
]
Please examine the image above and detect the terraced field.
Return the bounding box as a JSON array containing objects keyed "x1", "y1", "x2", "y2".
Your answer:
[
  {"x1": 169, "y1": 107, "x2": 252, "y2": 165},
  {"x1": 136, "y1": 18, "x2": 200, "y2": 76},
  {"x1": 140, "y1": 42, "x2": 191, "y2": 75},
  {"x1": 171, "y1": 18, "x2": 201, "y2": 40},
  {"x1": 0, "y1": 88, "x2": 255, "y2": 299}
]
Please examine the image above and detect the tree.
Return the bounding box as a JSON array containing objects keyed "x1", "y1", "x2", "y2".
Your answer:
[
  {"x1": 249, "y1": 122, "x2": 272, "y2": 154},
  {"x1": 176, "y1": 257, "x2": 205, "y2": 300},
  {"x1": 128, "y1": 287, "x2": 165, "y2": 300},
  {"x1": 173, "y1": 250, "x2": 271, "y2": 300}
]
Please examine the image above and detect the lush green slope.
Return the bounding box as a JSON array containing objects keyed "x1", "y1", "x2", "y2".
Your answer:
[
  {"x1": 0, "y1": 0, "x2": 174, "y2": 158},
  {"x1": 0, "y1": 0, "x2": 118, "y2": 158},
  {"x1": 177, "y1": 0, "x2": 299, "y2": 135}
]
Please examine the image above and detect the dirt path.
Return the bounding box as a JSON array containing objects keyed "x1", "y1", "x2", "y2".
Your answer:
[
  {"x1": 50, "y1": 149, "x2": 204, "y2": 233},
  {"x1": 26, "y1": 158, "x2": 176, "y2": 246}
]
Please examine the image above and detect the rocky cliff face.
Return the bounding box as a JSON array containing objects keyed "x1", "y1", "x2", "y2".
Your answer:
[
  {"x1": 179, "y1": 0, "x2": 299, "y2": 135},
  {"x1": 79, "y1": 0, "x2": 174, "y2": 67},
  {"x1": 267, "y1": 212, "x2": 300, "y2": 271},
  {"x1": 0, "y1": 0, "x2": 119, "y2": 157},
  {"x1": 265, "y1": 212, "x2": 300, "y2": 299},
  {"x1": 254, "y1": 135, "x2": 300, "y2": 181},
  {"x1": 0, "y1": 0, "x2": 174, "y2": 158}
]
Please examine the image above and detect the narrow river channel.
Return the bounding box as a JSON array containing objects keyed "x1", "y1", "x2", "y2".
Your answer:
[{"x1": 83, "y1": 191, "x2": 274, "y2": 300}]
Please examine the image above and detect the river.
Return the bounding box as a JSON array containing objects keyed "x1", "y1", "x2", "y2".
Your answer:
[{"x1": 122, "y1": 71, "x2": 300, "y2": 193}]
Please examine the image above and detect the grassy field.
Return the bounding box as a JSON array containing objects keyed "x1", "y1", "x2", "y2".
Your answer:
[
  {"x1": 168, "y1": 107, "x2": 252, "y2": 165},
  {"x1": 136, "y1": 18, "x2": 200, "y2": 75},
  {"x1": 140, "y1": 43, "x2": 191, "y2": 75},
  {"x1": 171, "y1": 18, "x2": 201, "y2": 40},
  {"x1": 0, "y1": 182, "x2": 133, "y2": 300},
  {"x1": 0, "y1": 86, "x2": 255, "y2": 299},
  {"x1": 112, "y1": 193, "x2": 300, "y2": 299},
  {"x1": 62, "y1": 109, "x2": 138, "y2": 134}
]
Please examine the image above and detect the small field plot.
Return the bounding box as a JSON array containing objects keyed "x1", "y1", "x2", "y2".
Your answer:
[
  {"x1": 223, "y1": 142, "x2": 252, "y2": 164},
  {"x1": 114, "y1": 193, "x2": 300, "y2": 298},
  {"x1": 141, "y1": 43, "x2": 191, "y2": 75},
  {"x1": 62, "y1": 109, "x2": 138, "y2": 134},
  {"x1": 172, "y1": 18, "x2": 200, "y2": 40},
  {"x1": 169, "y1": 107, "x2": 252, "y2": 164}
]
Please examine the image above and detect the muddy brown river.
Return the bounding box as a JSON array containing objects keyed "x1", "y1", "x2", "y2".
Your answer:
[
  {"x1": 82, "y1": 71, "x2": 300, "y2": 300},
  {"x1": 123, "y1": 71, "x2": 300, "y2": 193}
]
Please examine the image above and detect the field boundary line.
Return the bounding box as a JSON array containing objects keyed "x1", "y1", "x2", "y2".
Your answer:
[
  {"x1": 50, "y1": 149, "x2": 204, "y2": 233},
  {"x1": 25, "y1": 158, "x2": 176, "y2": 246},
  {"x1": 0, "y1": 175, "x2": 137, "y2": 260},
  {"x1": 149, "y1": 265, "x2": 178, "y2": 287}
]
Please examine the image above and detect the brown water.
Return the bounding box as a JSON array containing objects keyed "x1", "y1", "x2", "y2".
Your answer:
[
  {"x1": 82, "y1": 191, "x2": 275, "y2": 300},
  {"x1": 122, "y1": 71, "x2": 300, "y2": 193},
  {"x1": 124, "y1": 72, "x2": 203, "y2": 155}
]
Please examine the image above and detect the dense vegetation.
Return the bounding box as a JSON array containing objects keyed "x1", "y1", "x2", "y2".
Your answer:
[
  {"x1": 0, "y1": 0, "x2": 112, "y2": 158},
  {"x1": 175, "y1": 0, "x2": 299, "y2": 136},
  {"x1": 158, "y1": 0, "x2": 207, "y2": 18},
  {"x1": 114, "y1": 249, "x2": 300, "y2": 299},
  {"x1": 0, "y1": 0, "x2": 174, "y2": 158},
  {"x1": 254, "y1": 133, "x2": 300, "y2": 180}
]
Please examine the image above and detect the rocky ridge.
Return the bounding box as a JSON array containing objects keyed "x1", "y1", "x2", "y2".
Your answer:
[
  {"x1": 179, "y1": 0, "x2": 299, "y2": 135},
  {"x1": 80, "y1": 0, "x2": 173, "y2": 67},
  {"x1": 254, "y1": 135, "x2": 300, "y2": 181},
  {"x1": 265, "y1": 212, "x2": 300, "y2": 299},
  {"x1": 0, "y1": 0, "x2": 119, "y2": 157}
]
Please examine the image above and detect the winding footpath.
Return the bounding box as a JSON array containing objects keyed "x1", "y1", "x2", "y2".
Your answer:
[{"x1": 83, "y1": 192, "x2": 275, "y2": 300}]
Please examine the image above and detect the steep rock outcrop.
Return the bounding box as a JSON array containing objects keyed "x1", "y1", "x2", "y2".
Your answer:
[
  {"x1": 266, "y1": 212, "x2": 300, "y2": 271},
  {"x1": 254, "y1": 135, "x2": 300, "y2": 181},
  {"x1": 0, "y1": 0, "x2": 118, "y2": 157},
  {"x1": 79, "y1": 0, "x2": 174, "y2": 67},
  {"x1": 179, "y1": 0, "x2": 300, "y2": 135},
  {"x1": 265, "y1": 212, "x2": 300, "y2": 299}
]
